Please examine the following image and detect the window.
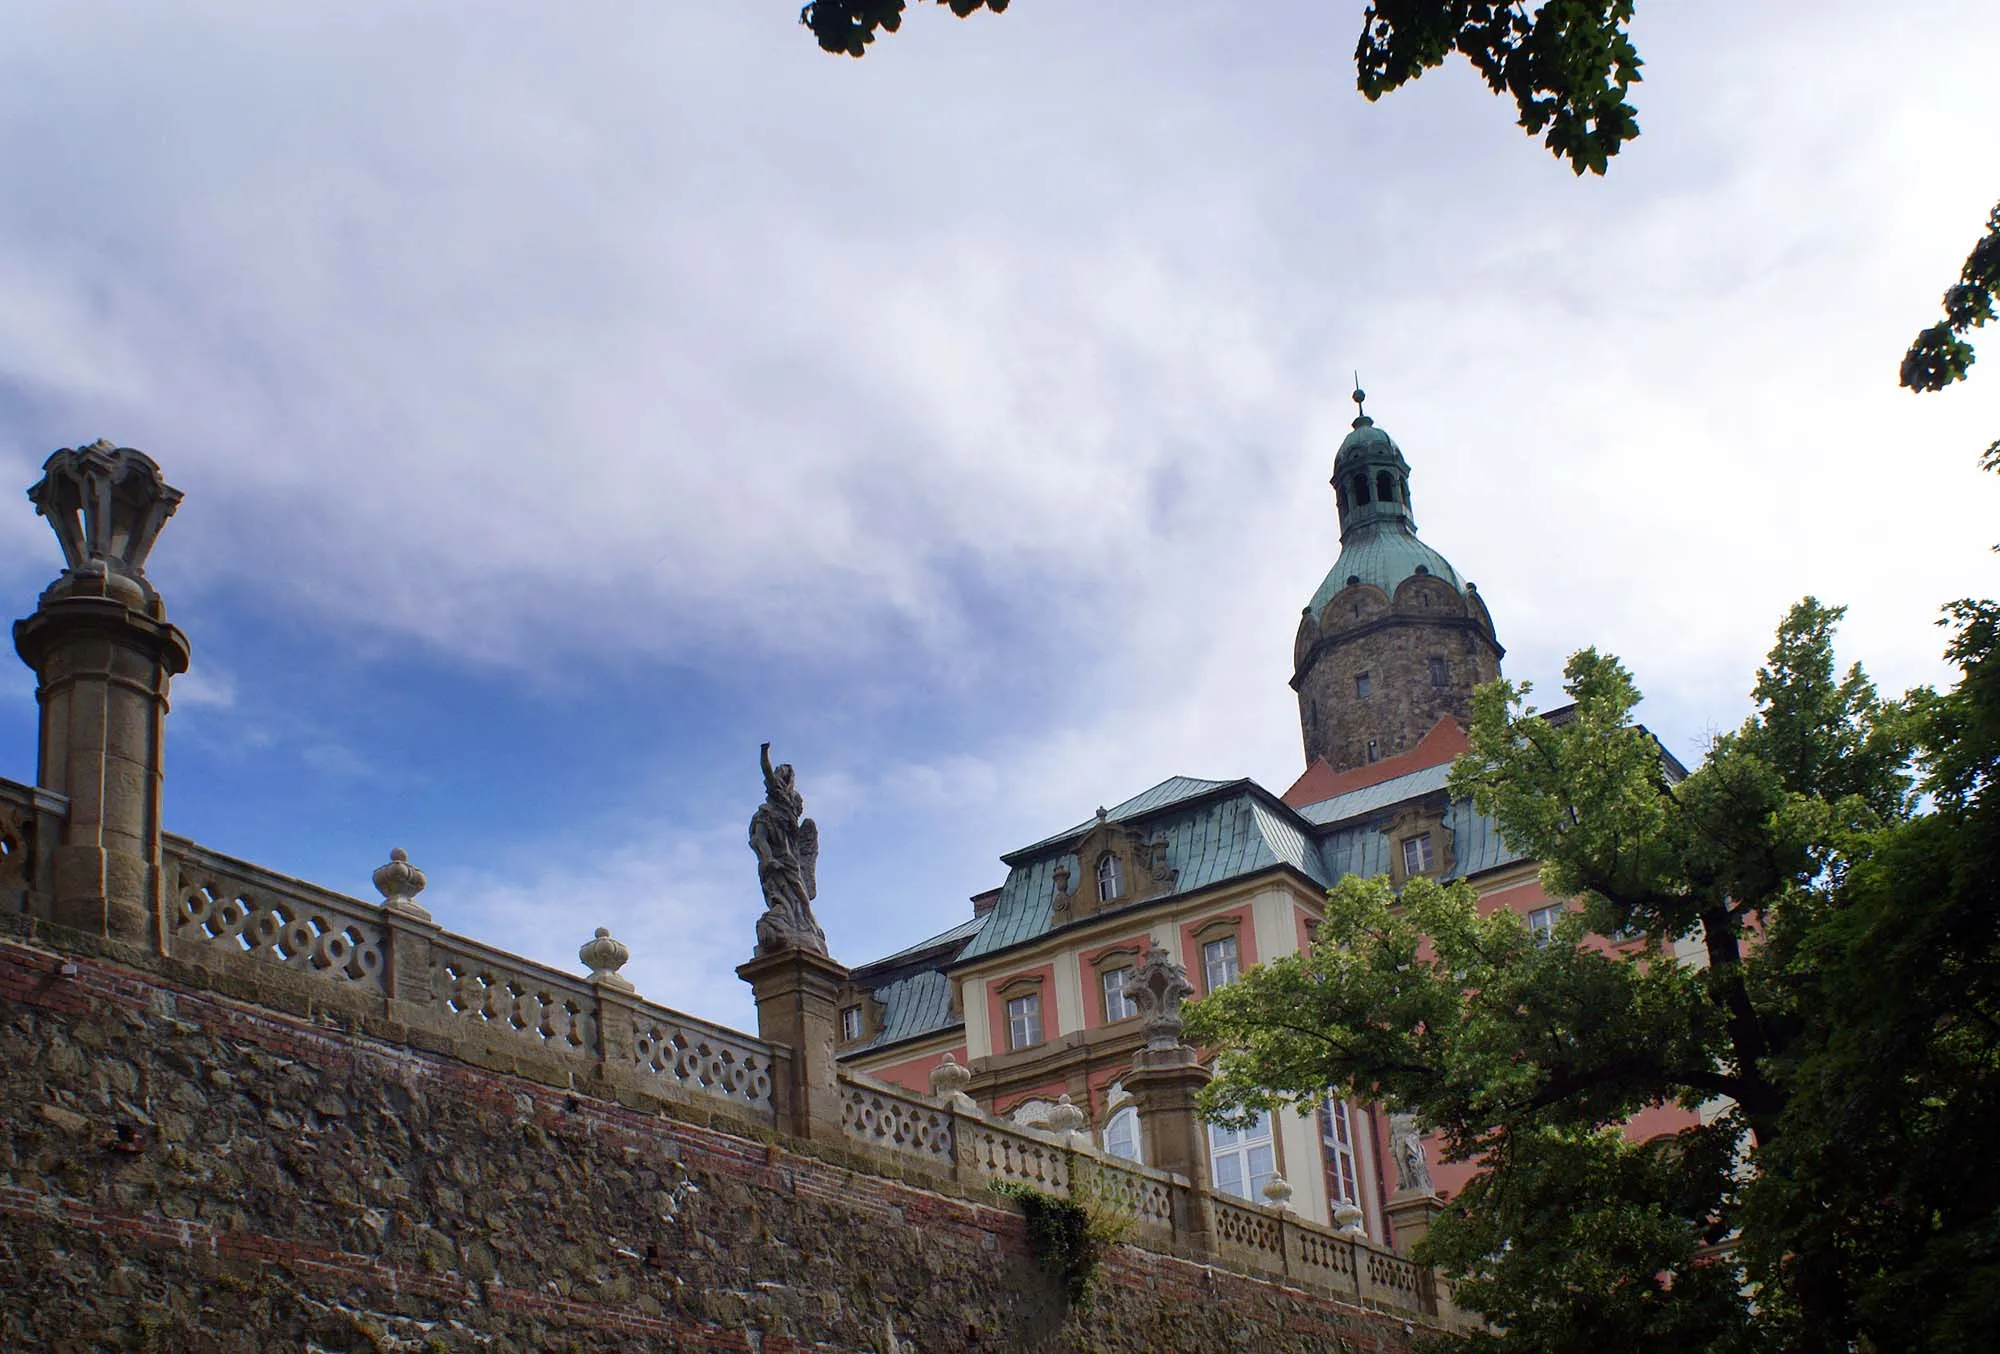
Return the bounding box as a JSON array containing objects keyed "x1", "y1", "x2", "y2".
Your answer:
[
  {"x1": 1401, "y1": 833, "x2": 1434, "y2": 877},
  {"x1": 1376, "y1": 469, "x2": 1396, "y2": 504},
  {"x1": 1354, "y1": 671, "x2": 1371, "y2": 699},
  {"x1": 1095, "y1": 853, "x2": 1123, "y2": 902},
  {"x1": 1101, "y1": 966, "x2": 1138, "y2": 1022},
  {"x1": 1006, "y1": 993, "x2": 1043, "y2": 1049},
  {"x1": 1202, "y1": 935, "x2": 1240, "y2": 992},
  {"x1": 1428, "y1": 656, "x2": 1450, "y2": 687},
  {"x1": 839, "y1": 1005, "x2": 863, "y2": 1042},
  {"x1": 1366, "y1": 739, "x2": 1380, "y2": 763},
  {"x1": 1350, "y1": 473, "x2": 1370, "y2": 505},
  {"x1": 1104, "y1": 1105, "x2": 1142, "y2": 1163},
  {"x1": 1528, "y1": 904, "x2": 1563, "y2": 947},
  {"x1": 1209, "y1": 1112, "x2": 1276, "y2": 1201},
  {"x1": 1320, "y1": 1096, "x2": 1362, "y2": 1210}
]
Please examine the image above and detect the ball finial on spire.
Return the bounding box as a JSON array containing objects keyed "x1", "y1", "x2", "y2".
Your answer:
[{"x1": 1351, "y1": 374, "x2": 1370, "y2": 428}]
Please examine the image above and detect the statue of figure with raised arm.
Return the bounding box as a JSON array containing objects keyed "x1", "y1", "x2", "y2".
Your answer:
[{"x1": 749, "y1": 743, "x2": 828, "y2": 957}]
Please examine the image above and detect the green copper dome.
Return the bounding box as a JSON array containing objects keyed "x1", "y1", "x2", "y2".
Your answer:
[
  {"x1": 1305, "y1": 526, "x2": 1466, "y2": 622},
  {"x1": 1306, "y1": 409, "x2": 1471, "y2": 622}
]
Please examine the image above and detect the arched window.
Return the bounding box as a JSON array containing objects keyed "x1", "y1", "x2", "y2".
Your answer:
[
  {"x1": 1334, "y1": 482, "x2": 1348, "y2": 515},
  {"x1": 1350, "y1": 473, "x2": 1370, "y2": 505},
  {"x1": 1104, "y1": 1105, "x2": 1142, "y2": 1163},
  {"x1": 1376, "y1": 469, "x2": 1396, "y2": 503},
  {"x1": 1096, "y1": 854, "x2": 1123, "y2": 902}
]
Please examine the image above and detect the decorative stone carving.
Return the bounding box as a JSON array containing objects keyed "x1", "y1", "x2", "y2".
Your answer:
[
  {"x1": 1261, "y1": 1173, "x2": 1295, "y2": 1212},
  {"x1": 929, "y1": 1052, "x2": 978, "y2": 1113},
  {"x1": 579, "y1": 927, "x2": 633, "y2": 990},
  {"x1": 372, "y1": 848, "x2": 430, "y2": 922},
  {"x1": 1389, "y1": 1111, "x2": 1434, "y2": 1196},
  {"x1": 1132, "y1": 945, "x2": 1195, "y2": 1052},
  {"x1": 27, "y1": 440, "x2": 182, "y2": 608},
  {"x1": 1333, "y1": 1201, "x2": 1367, "y2": 1235},
  {"x1": 749, "y1": 743, "x2": 828, "y2": 957},
  {"x1": 1050, "y1": 807, "x2": 1176, "y2": 919},
  {"x1": 1045, "y1": 1093, "x2": 1087, "y2": 1145}
]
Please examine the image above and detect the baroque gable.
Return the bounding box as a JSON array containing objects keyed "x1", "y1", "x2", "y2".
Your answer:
[{"x1": 1051, "y1": 807, "x2": 1176, "y2": 921}]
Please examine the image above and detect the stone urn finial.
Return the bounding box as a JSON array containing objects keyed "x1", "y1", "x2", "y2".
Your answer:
[
  {"x1": 929, "y1": 1052, "x2": 978, "y2": 1113},
  {"x1": 1262, "y1": 1173, "x2": 1295, "y2": 1213},
  {"x1": 28, "y1": 441, "x2": 183, "y2": 610},
  {"x1": 580, "y1": 926, "x2": 634, "y2": 990},
  {"x1": 373, "y1": 847, "x2": 430, "y2": 921},
  {"x1": 1046, "y1": 1093, "x2": 1088, "y2": 1145},
  {"x1": 1132, "y1": 944, "x2": 1196, "y2": 1052},
  {"x1": 1332, "y1": 1202, "x2": 1366, "y2": 1236}
]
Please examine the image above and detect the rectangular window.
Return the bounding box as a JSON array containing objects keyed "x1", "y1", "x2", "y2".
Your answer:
[
  {"x1": 1354, "y1": 671, "x2": 1371, "y2": 698},
  {"x1": 1208, "y1": 1111, "x2": 1276, "y2": 1202},
  {"x1": 1429, "y1": 656, "x2": 1450, "y2": 687},
  {"x1": 1320, "y1": 1096, "x2": 1361, "y2": 1210},
  {"x1": 1202, "y1": 936, "x2": 1240, "y2": 992},
  {"x1": 1006, "y1": 993, "x2": 1043, "y2": 1049},
  {"x1": 839, "y1": 1005, "x2": 863, "y2": 1042},
  {"x1": 1101, "y1": 966, "x2": 1138, "y2": 1022},
  {"x1": 1401, "y1": 833, "x2": 1434, "y2": 876},
  {"x1": 1366, "y1": 739, "x2": 1380, "y2": 763},
  {"x1": 1528, "y1": 904, "x2": 1564, "y2": 947}
]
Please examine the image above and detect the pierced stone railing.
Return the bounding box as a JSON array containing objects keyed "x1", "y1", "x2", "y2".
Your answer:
[
  {"x1": 1084, "y1": 1155, "x2": 1177, "y2": 1232},
  {"x1": 956, "y1": 1113, "x2": 1072, "y2": 1194},
  {"x1": 429, "y1": 931, "x2": 598, "y2": 1056},
  {"x1": 631, "y1": 1008, "x2": 779, "y2": 1114},
  {"x1": 838, "y1": 1074, "x2": 955, "y2": 1165},
  {"x1": 1212, "y1": 1194, "x2": 1285, "y2": 1259},
  {"x1": 0, "y1": 778, "x2": 63, "y2": 920},
  {"x1": 167, "y1": 838, "x2": 389, "y2": 993},
  {"x1": 149, "y1": 833, "x2": 780, "y2": 1122}
]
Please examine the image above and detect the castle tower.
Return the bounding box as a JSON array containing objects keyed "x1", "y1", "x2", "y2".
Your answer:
[
  {"x1": 13, "y1": 442, "x2": 190, "y2": 941},
  {"x1": 1291, "y1": 393, "x2": 1501, "y2": 772}
]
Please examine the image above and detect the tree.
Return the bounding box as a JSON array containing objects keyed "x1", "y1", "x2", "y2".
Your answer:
[{"x1": 1183, "y1": 598, "x2": 2000, "y2": 1352}]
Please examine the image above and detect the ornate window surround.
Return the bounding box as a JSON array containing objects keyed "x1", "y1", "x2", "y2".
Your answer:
[
  {"x1": 1050, "y1": 809, "x2": 1177, "y2": 923},
  {"x1": 1383, "y1": 804, "x2": 1454, "y2": 886}
]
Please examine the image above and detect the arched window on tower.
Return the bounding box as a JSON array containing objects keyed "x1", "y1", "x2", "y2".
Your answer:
[
  {"x1": 1096, "y1": 854, "x2": 1123, "y2": 902},
  {"x1": 1350, "y1": 474, "x2": 1370, "y2": 505},
  {"x1": 1376, "y1": 469, "x2": 1396, "y2": 503},
  {"x1": 1334, "y1": 482, "x2": 1348, "y2": 516}
]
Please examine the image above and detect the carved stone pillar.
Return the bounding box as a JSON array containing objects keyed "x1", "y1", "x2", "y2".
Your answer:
[
  {"x1": 12, "y1": 443, "x2": 189, "y2": 944},
  {"x1": 1124, "y1": 944, "x2": 1216, "y2": 1242},
  {"x1": 737, "y1": 945, "x2": 850, "y2": 1141}
]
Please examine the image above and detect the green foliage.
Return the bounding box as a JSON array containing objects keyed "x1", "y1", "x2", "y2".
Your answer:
[
  {"x1": 1903, "y1": 202, "x2": 2000, "y2": 393},
  {"x1": 799, "y1": 0, "x2": 1006, "y2": 59},
  {"x1": 1190, "y1": 599, "x2": 2000, "y2": 1352},
  {"x1": 1355, "y1": 1, "x2": 1642, "y2": 175},
  {"x1": 991, "y1": 1179, "x2": 1126, "y2": 1308}
]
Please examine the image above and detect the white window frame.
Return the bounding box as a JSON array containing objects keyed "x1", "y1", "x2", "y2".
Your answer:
[
  {"x1": 1095, "y1": 853, "x2": 1123, "y2": 902},
  {"x1": 1101, "y1": 966, "x2": 1138, "y2": 1022},
  {"x1": 1401, "y1": 832, "x2": 1434, "y2": 876},
  {"x1": 1104, "y1": 1104, "x2": 1142, "y2": 1163},
  {"x1": 1202, "y1": 935, "x2": 1240, "y2": 992},
  {"x1": 1528, "y1": 904, "x2": 1564, "y2": 947},
  {"x1": 1006, "y1": 992, "x2": 1043, "y2": 1049},
  {"x1": 839, "y1": 1005, "x2": 863, "y2": 1042},
  {"x1": 1208, "y1": 1111, "x2": 1276, "y2": 1202},
  {"x1": 1320, "y1": 1096, "x2": 1362, "y2": 1211}
]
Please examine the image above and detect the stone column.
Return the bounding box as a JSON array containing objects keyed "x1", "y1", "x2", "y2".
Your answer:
[
  {"x1": 12, "y1": 443, "x2": 189, "y2": 944},
  {"x1": 737, "y1": 946, "x2": 850, "y2": 1141},
  {"x1": 1124, "y1": 944, "x2": 1216, "y2": 1243}
]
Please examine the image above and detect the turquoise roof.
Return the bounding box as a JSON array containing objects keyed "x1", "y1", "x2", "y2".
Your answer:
[
  {"x1": 1306, "y1": 524, "x2": 1466, "y2": 623},
  {"x1": 850, "y1": 968, "x2": 957, "y2": 1052},
  {"x1": 962, "y1": 780, "x2": 1333, "y2": 962}
]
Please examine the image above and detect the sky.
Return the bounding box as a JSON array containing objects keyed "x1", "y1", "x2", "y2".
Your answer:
[{"x1": 0, "y1": 2, "x2": 1995, "y2": 1031}]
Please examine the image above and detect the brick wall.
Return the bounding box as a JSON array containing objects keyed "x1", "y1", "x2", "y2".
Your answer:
[{"x1": 1, "y1": 928, "x2": 1431, "y2": 1353}]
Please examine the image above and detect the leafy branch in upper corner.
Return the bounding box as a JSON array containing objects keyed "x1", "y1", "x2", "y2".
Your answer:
[{"x1": 1902, "y1": 201, "x2": 2000, "y2": 394}]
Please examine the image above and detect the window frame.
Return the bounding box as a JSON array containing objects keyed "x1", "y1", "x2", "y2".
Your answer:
[
  {"x1": 1005, "y1": 991, "x2": 1044, "y2": 1049},
  {"x1": 1528, "y1": 903, "x2": 1564, "y2": 947},
  {"x1": 1320, "y1": 1095, "x2": 1362, "y2": 1212},
  {"x1": 1095, "y1": 852, "x2": 1123, "y2": 903},
  {"x1": 1400, "y1": 832, "x2": 1435, "y2": 877},
  {"x1": 1208, "y1": 1111, "x2": 1277, "y2": 1202},
  {"x1": 1104, "y1": 1104, "x2": 1142, "y2": 1163},
  {"x1": 1201, "y1": 934, "x2": 1241, "y2": 993},
  {"x1": 1101, "y1": 965, "x2": 1138, "y2": 1022},
  {"x1": 839, "y1": 1005, "x2": 863, "y2": 1042}
]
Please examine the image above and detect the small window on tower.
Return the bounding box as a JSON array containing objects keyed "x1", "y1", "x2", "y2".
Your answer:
[
  {"x1": 1351, "y1": 474, "x2": 1371, "y2": 505},
  {"x1": 1376, "y1": 470, "x2": 1396, "y2": 503},
  {"x1": 1367, "y1": 740, "x2": 1380, "y2": 763},
  {"x1": 1429, "y1": 656, "x2": 1450, "y2": 686},
  {"x1": 1355, "y1": 671, "x2": 1371, "y2": 698}
]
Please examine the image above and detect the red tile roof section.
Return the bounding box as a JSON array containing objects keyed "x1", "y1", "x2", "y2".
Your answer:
[{"x1": 1281, "y1": 717, "x2": 1470, "y2": 809}]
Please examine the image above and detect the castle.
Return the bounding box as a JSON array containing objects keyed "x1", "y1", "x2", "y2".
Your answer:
[{"x1": 836, "y1": 394, "x2": 1686, "y2": 1243}]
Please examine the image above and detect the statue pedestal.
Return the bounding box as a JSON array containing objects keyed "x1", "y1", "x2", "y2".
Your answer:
[
  {"x1": 738, "y1": 945, "x2": 850, "y2": 1142},
  {"x1": 1385, "y1": 1189, "x2": 1445, "y2": 1256}
]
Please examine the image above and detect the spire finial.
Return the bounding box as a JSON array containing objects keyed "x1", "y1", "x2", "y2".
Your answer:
[{"x1": 1351, "y1": 374, "x2": 1371, "y2": 429}]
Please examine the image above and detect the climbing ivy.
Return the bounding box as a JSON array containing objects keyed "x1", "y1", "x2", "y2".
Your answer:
[{"x1": 991, "y1": 1180, "x2": 1126, "y2": 1309}]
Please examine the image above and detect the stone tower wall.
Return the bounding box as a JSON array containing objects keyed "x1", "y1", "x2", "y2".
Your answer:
[{"x1": 1293, "y1": 573, "x2": 1502, "y2": 772}]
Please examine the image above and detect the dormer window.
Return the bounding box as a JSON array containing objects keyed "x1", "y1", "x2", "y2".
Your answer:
[
  {"x1": 1401, "y1": 833, "x2": 1435, "y2": 876},
  {"x1": 840, "y1": 1005, "x2": 863, "y2": 1042},
  {"x1": 1096, "y1": 853, "x2": 1123, "y2": 902}
]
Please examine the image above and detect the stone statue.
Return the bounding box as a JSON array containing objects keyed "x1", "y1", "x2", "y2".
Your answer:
[
  {"x1": 1131, "y1": 944, "x2": 1195, "y2": 1051},
  {"x1": 749, "y1": 743, "x2": 828, "y2": 956},
  {"x1": 1389, "y1": 1111, "x2": 1433, "y2": 1196}
]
